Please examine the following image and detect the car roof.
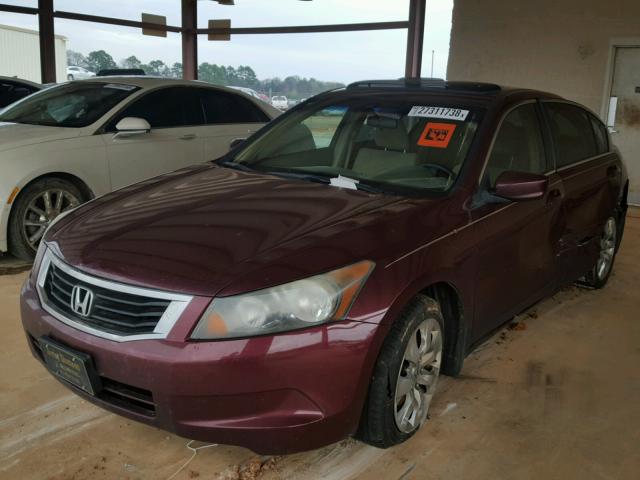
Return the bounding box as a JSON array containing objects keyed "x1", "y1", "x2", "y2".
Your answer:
[
  {"x1": 73, "y1": 76, "x2": 274, "y2": 100},
  {"x1": 75, "y1": 76, "x2": 239, "y2": 91},
  {"x1": 341, "y1": 78, "x2": 563, "y2": 103},
  {"x1": 0, "y1": 76, "x2": 42, "y2": 88}
]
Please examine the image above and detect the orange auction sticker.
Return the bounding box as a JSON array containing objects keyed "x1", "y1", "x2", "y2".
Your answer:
[{"x1": 417, "y1": 122, "x2": 457, "y2": 148}]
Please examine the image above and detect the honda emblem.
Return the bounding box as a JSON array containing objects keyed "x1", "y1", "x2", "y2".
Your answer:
[{"x1": 70, "y1": 285, "x2": 94, "y2": 317}]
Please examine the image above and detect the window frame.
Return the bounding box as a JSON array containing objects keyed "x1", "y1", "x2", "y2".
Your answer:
[
  {"x1": 477, "y1": 99, "x2": 553, "y2": 188},
  {"x1": 540, "y1": 99, "x2": 609, "y2": 171},
  {"x1": 588, "y1": 112, "x2": 610, "y2": 155}
]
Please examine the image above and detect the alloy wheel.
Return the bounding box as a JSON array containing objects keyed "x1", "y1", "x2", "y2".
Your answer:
[
  {"x1": 22, "y1": 189, "x2": 80, "y2": 251},
  {"x1": 394, "y1": 317, "x2": 443, "y2": 433},
  {"x1": 596, "y1": 216, "x2": 617, "y2": 280}
]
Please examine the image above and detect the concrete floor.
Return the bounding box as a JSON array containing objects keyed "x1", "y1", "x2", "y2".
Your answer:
[{"x1": 1, "y1": 217, "x2": 639, "y2": 480}]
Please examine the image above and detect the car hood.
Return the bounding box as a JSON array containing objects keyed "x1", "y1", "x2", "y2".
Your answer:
[
  {"x1": 48, "y1": 164, "x2": 404, "y2": 296},
  {"x1": 0, "y1": 122, "x2": 81, "y2": 152}
]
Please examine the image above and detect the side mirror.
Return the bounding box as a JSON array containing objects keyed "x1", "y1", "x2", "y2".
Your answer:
[
  {"x1": 493, "y1": 170, "x2": 548, "y2": 201},
  {"x1": 114, "y1": 117, "x2": 150, "y2": 137},
  {"x1": 229, "y1": 137, "x2": 246, "y2": 149}
]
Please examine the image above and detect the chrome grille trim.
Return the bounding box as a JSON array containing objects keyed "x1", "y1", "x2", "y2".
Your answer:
[{"x1": 36, "y1": 248, "x2": 193, "y2": 342}]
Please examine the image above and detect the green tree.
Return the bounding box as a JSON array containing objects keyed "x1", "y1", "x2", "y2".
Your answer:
[
  {"x1": 235, "y1": 65, "x2": 258, "y2": 88},
  {"x1": 67, "y1": 50, "x2": 88, "y2": 68},
  {"x1": 145, "y1": 59, "x2": 169, "y2": 76},
  {"x1": 170, "y1": 62, "x2": 183, "y2": 78},
  {"x1": 120, "y1": 56, "x2": 142, "y2": 70},
  {"x1": 86, "y1": 50, "x2": 117, "y2": 73}
]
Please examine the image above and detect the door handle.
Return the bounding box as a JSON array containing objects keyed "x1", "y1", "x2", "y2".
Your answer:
[
  {"x1": 179, "y1": 134, "x2": 197, "y2": 141},
  {"x1": 607, "y1": 165, "x2": 620, "y2": 178}
]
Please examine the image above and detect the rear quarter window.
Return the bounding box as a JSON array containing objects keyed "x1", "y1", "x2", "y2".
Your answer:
[
  {"x1": 545, "y1": 102, "x2": 598, "y2": 167},
  {"x1": 200, "y1": 89, "x2": 269, "y2": 124}
]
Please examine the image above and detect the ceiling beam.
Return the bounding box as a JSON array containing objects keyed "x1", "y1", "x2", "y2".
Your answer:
[{"x1": 196, "y1": 21, "x2": 409, "y2": 36}]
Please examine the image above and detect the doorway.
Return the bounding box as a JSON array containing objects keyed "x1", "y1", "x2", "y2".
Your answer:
[{"x1": 607, "y1": 46, "x2": 640, "y2": 205}]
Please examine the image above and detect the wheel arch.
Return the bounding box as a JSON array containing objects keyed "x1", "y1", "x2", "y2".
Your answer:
[
  {"x1": 421, "y1": 282, "x2": 467, "y2": 376},
  {"x1": 5, "y1": 172, "x2": 95, "y2": 250},
  {"x1": 12, "y1": 172, "x2": 95, "y2": 207},
  {"x1": 379, "y1": 274, "x2": 470, "y2": 377}
]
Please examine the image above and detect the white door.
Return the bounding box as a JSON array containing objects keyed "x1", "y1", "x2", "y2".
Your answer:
[
  {"x1": 608, "y1": 46, "x2": 640, "y2": 205},
  {"x1": 195, "y1": 88, "x2": 269, "y2": 161},
  {"x1": 100, "y1": 86, "x2": 205, "y2": 189}
]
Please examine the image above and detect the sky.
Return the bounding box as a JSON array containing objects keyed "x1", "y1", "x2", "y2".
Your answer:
[{"x1": 0, "y1": 0, "x2": 453, "y2": 83}]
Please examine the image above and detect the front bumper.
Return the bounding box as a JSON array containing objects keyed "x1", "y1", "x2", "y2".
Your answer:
[{"x1": 21, "y1": 279, "x2": 381, "y2": 454}]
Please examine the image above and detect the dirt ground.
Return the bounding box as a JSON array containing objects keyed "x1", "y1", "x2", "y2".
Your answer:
[{"x1": 1, "y1": 217, "x2": 639, "y2": 480}]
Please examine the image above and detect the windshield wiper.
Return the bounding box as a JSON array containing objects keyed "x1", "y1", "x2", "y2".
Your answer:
[
  {"x1": 216, "y1": 160, "x2": 255, "y2": 172},
  {"x1": 266, "y1": 171, "x2": 386, "y2": 194},
  {"x1": 264, "y1": 170, "x2": 331, "y2": 185}
]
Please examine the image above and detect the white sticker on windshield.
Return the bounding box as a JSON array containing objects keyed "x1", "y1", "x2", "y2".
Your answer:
[
  {"x1": 408, "y1": 106, "x2": 469, "y2": 121},
  {"x1": 104, "y1": 83, "x2": 137, "y2": 91}
]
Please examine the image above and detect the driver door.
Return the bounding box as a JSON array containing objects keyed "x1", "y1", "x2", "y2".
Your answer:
[
  {"x1": 470, "y1": 102, "x2": 563, "y2": 340},
  {"x1": 100, "y1": 87, "x2": 204, "y2": 190}
]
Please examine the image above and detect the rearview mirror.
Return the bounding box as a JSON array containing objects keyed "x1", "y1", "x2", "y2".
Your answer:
[
  {"x1": 493, "y1": 171, "x2": 548, "y2": 201},
  {"x1": 114, "y1": 117, "x2": 150, "y2": 137},
  {"x1": 229, "y1": 138, "x2": 246, "y2": 149}
]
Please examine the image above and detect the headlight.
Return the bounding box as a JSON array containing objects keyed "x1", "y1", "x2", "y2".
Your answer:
[{"x1": 191, "y1": 260, "x2": 375, "y2": 340}]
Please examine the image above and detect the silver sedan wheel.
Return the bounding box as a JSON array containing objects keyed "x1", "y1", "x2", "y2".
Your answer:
[
  {"x1": 394, "y1": 317, "x2": 443, "y2": 434},
  {"x1": 22, "y1": 189, "x2": 80, "y2": 251},
  {"x1": 596, "y1": 216, "x2": 617, "y2": 280}
]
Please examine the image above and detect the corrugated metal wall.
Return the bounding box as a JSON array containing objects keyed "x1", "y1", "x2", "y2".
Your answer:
[{"x1": 0, "y1": 24, "x2": 67, "y2": 83}]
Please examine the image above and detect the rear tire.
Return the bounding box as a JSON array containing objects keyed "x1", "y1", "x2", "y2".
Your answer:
[
  {"x1": 582, "y1": 216, "x2": 617, "y2": 289},
  {"x1": 357, "y1": 295, "x2": 444, "y2": 448},
  {"x1": 8, "y1": 178, "x2": 84, "y2": 261}
]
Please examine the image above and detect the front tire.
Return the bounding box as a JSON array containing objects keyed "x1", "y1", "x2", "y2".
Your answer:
[
  {"x1": 582, "y1": 216, "x2": 617, "y2": 289},
  {"x1": 357, "y1": 295, "x2": 444, "y2": 448},
  {"x1": 8, "y1": 178, "x2": 83, "y2": 261}
]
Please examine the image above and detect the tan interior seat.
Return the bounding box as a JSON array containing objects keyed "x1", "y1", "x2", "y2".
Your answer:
[{"x1": 352, "y1": 126, "x2": 417, "y2": 177}]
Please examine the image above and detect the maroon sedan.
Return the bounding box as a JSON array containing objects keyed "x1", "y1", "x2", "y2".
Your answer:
[{"x1": 21, "y1": 79, "x2": 628, "y2": 454}]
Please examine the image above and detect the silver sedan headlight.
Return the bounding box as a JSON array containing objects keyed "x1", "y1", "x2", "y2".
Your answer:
[{"x1": 191, "y1": 261, "x2": 375, "y2": 340}]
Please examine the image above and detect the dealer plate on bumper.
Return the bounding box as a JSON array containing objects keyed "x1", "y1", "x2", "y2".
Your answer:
[{"x1": 39, "y1": 337, "x2": 102, "y2": 395}]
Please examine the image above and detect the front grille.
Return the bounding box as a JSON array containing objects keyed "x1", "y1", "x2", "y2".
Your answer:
[{"x1": 43, "y1": 263, "x2": 170, "y2": 336}]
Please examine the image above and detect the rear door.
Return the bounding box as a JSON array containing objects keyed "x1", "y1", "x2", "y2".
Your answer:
[
  {"x1": 471, "y1": 102, "x2": 563, "y2": 338},
  {"x1": 195, "y1": 88, "x2": 270, "y2": 160},
  {"x1": 101, "y1": 86, "x2": 205, "y2": 189},
  {"x1": 542, "y1": 101, "x2": 621, "y2": 285}
]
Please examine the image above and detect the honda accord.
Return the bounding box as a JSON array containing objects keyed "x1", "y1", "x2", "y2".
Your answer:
[{"x1": 21, "y1": 78, "x2": 628, "y2": 454}]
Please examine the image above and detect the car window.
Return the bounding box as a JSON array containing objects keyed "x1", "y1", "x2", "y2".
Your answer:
[
  {"x1": 232, "y1": 99, "x2": 482, "y2": 194},
  {"x1": 301, "y1": 106, "x2": 347, "y2": 148},
  {"x1": 108, "y1": 87, "x2": 203, "y2": 130},
  {"x1": 545, "y1": 102, "x2": 598, "y2": 167},
  {"x1": 0, "y1": 82, "x2": 139, "y2": 127},
  {"x1": 483, "y1": 103, "x2": 547, "y2": 187},
  {"x1": 0, "y1": 81, "x2": 38, "y2": 108},
  {"x1": 199, "y1": 89, "x2": 268, "y2": 124},
  {"x1": 589, "y1": 114, "x2": 609, "y2": 155}
]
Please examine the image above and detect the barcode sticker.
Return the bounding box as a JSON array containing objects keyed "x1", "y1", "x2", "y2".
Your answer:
[{"x1": 408, "y1": 106, "x2": 469, "y2": 121}]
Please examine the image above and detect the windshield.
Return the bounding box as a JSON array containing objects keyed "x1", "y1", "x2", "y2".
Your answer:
[
  {"x1": 232, "y1": 98, "x2": 481, "y2": 194},
  {"x1": 0, "y1": 82, "x2": 139, "y2": 128}
]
